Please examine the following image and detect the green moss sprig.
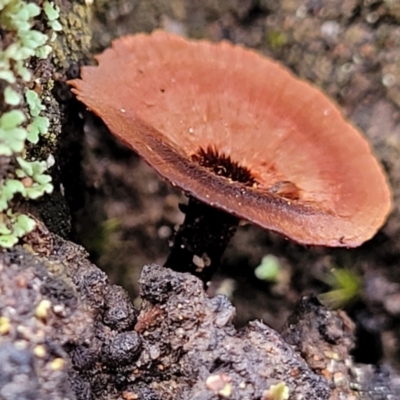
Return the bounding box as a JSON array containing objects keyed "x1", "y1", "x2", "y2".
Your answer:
[{"x1": 318, "y1": 268, "x2": 361, "y2": 309}]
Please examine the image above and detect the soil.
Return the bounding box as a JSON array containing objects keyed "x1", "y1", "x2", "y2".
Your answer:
[
  {"x1": 2, "y1": 0, "x2": 400, "y2": 399},
  {"x1": 0, "y1": 238, "x2": 396, "y2": 399}
]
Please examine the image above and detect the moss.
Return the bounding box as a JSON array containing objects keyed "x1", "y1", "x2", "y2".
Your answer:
[
  {"x1": 318, "y1": 268, "x2": 362, "y2": 309},
  {"x1": 52, "y1": 2, "x2": 91, "y2": 68},
  {"x1": 266, "y1": 30, "x2": 288, "y2": 50}
]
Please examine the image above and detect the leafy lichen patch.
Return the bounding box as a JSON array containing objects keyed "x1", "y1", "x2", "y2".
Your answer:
[{"x1": 0, "y1": 0, "x2": 63, "y2": 247}]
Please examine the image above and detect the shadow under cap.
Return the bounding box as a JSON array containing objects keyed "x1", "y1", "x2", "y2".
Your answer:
[{"x1": 69, "y1": 30, "x2": 391, "y2": 247}]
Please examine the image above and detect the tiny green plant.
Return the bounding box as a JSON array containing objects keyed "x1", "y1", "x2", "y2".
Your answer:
[
  {"x1": 255, "y1": 254, "x2": 282, "y2": 282},
  {"x1": 318, "y1": 267, "x2": 362, "y2": 309},
  {"x1": 254, "y1": 254, "x2": 291, "y2": 295}
]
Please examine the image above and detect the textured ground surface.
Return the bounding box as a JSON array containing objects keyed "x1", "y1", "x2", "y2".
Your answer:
[{"x1": 0, "y1": 236, "x2": 398, "y2": 399}]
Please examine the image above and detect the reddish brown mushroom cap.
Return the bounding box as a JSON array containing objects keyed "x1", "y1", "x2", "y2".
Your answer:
[{"x1": 69, "y1": 31, "x2": 391, "y2": 247}]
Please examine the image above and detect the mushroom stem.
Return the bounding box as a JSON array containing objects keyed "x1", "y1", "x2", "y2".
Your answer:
[{"x1": 164, "y1": 197, "x2": 239, "y2": 284}]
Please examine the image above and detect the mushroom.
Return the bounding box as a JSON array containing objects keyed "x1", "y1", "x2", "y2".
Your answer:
[{"x1": 69, "y1": 31, "x2": 391, "y2": 283}]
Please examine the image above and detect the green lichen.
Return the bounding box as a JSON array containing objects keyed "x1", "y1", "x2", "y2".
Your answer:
[
  {"x1": 26, "y1": 89, "x2": 44, "y2": 116},
  {"x1": 0, "y1": 0, "x2": 61, "y2": 248},
  {"x1": 16, "y1": 156, "x2": 53, "y2": 198},
  {"x1": 4, "y1": 86, "x2": 21, "y2": 105},
  {"x1": 25, "y1": 89, "x2": 50, "y2": 143},
  {"x1": 0, "y1": 180, "x2": 25, "y2": 212},
  {"x1": 0, "y1": 212, "x2": 36, "y2": 247},
  {"x1": 44, "y1": 0, "x2": 61, "y2": 31},
  {"x1": 0, "y1": 109, "x2": 27, "y2": 155}
]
